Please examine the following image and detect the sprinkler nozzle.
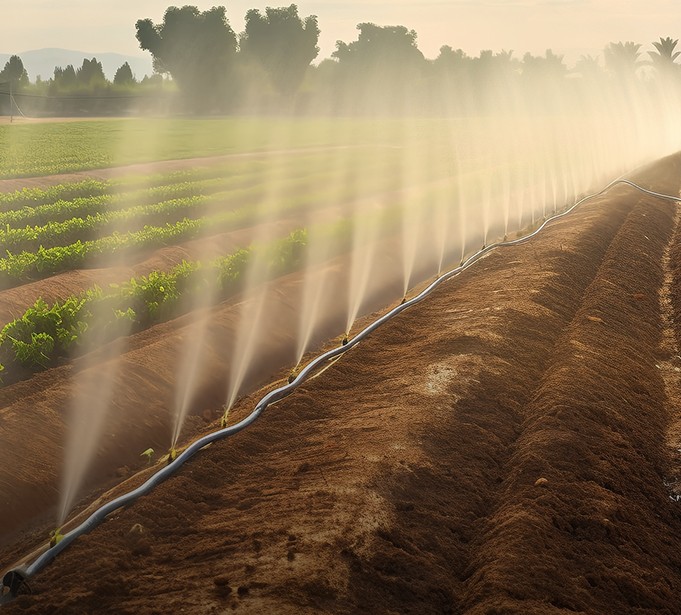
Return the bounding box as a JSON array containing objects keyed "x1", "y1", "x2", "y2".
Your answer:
[
  {"x1": 2, "y1": 567, "x2": 30, "y2": 597},
  {"x1": 49, "y1": 528, "x2": 64, "y2": 548},
  {"x1": 167, "y1": 448, "x2": 178, "y2": 465},
  {"x1": 287, "y1": 369, "x2": 297, "y2": 384},
  {"x1": 401, "y1": 297, "x2": 407, "y2": 305},
  {"x1": 341, "y1": 335, "x2": 349, "y2": 346}
]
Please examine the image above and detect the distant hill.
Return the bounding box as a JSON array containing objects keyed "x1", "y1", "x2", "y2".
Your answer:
[{"x1": 0, "y1": 48, "x2": 154, "y2": 81}]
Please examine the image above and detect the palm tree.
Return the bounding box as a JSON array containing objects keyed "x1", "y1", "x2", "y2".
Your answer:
[
  {"x1": 574, "y1": 54, "x2": 602, "y2": 80},
  {"x1": 648, "y1": 37, "x2": 680, "y2": 76},
  {"x1": 604, "y1": 41, "x2": 643, "y2": 78},
  {"x1": 522, "y1": 49, "x2": 567, "y2": 81}
]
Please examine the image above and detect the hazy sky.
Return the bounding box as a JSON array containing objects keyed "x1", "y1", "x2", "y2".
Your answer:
[{"x1": 3, "y1": 0, "x2": 680, "y2": 64}]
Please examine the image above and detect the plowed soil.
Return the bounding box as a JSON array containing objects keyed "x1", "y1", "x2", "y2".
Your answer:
[{"x1": 2, "y1": 154, "x2": 681, "y2": 614}]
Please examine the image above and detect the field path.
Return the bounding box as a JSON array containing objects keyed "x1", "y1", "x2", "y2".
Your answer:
[{"x1": 2, "y1": 154, "x2": 681, "y2": 613}]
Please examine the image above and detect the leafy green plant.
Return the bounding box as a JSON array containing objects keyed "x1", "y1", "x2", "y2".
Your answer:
[{"x1": 11, "y1": 331, "x2": 55, "y2": 369}]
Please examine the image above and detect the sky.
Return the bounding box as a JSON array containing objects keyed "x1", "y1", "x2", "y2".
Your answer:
[{"x1": 2, "y1": 0, "x2": 680, "y2": 65}]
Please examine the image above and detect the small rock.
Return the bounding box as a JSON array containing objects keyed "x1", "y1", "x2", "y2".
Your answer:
[
  {"x1": 128, "y1": 523, "x2": 144, "y2": 537},
  {"x1": 534, "y1": 477, "x2": 549, "y2": 487}
]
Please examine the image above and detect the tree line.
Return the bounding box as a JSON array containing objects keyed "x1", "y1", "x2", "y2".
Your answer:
[{"x1": 2, "y1": 4, "x2": 681, "y2": 116}]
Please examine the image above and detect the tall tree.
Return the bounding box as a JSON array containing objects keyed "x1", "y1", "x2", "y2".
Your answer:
[
  {"x1": 333, "y1": 23, "x2": 424, "y2": 71},
  {"x1": 332, "y1": 23, "x2": 426, "y2": 111},
  {"x1": 648, "y1": 37, "x2": 680, "y2": 77},
  {"x1": 136, "y1": 5, "x2": 238, "y2": 112},
  {"x1": 574, "y1": 54, "x2": 603, "y2": 80},
  {"x1": 604, "y1": 41, "x2": 643, "y2": 79},
  {"x1": 240, "y1": 4, "x2": 320, "y2": 98},
  {"x1": 77, "y1": 58, "x2": 107, "y2": 87},
  {"x1": 52, "y1": 65, "x2": 77, "y2": 90},
  {"x1": 433, "y1": 45, "x2": 470, "y2": 78},
  {"x1": 522, "y1": 49, "x2": 567, "y2": 81},
  {"x1": 113, "y1": 62, "x2": 136, "y2": 86},
  {"x1": 0, "y1": 55, "x2": 29, "y2": 88}
]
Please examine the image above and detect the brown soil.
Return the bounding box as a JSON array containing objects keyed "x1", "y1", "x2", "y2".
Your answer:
[{"x1": 2, "y1": 155, "x2": 681, "y2": 613}]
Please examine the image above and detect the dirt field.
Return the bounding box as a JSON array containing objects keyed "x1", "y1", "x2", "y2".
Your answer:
[{"x1": 2, "y1": 154, "x2": 681, "y2": 613}]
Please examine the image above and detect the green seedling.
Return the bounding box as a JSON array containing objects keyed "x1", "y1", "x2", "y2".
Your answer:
[
  {"x1": 141, "y1": 448, "x2": 154, "y2": 464},
  {"x1": 49, "y1": 528, "x2": 64, "y2": 548}
]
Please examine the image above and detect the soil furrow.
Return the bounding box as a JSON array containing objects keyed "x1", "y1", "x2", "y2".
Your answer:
[
  {"x1": 459, "y1": 163, "x2": 681, "y2": 613},
  {"x1": 657, "y1": 195, "x2": 681, "y2": 505},
  {"x1": 3, "y1": 155, "x2": 681, "y2": 614},
  {"x1": 338, "y1": 186, "x2": 641, "y2": 614}
]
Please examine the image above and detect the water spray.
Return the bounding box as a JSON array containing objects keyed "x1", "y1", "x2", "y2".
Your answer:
[{"x1": 2, "y1": 177, "x2": 680, "y2": 602}]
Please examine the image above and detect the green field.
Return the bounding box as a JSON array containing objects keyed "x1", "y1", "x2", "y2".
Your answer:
[
  {"x1": 0, "y1": 122, "x2": 461, "y2": 386},
  {"x1": 0, "y1": 117, "x2": 445, "y2": 178}
]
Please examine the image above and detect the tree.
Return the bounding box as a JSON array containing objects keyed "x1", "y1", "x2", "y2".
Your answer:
[
  {"x1": 604, "y1": 41, "x2": 643, "y2": 78},
  {"x1": 136, "y1": 5, "x2": 238, "y2": 112},
  {"x1": 522, "y1": 49, "x2": 567, "y2": 81},
  {"x1": 240, "y1": 4, "x2": 319, "y2": 98},
  {"x1": 648, "y1": 37, "x2": 680, "y2": 77},
  {"x1": 52, "y1": 65, "x2": 77, "y2": 90},
  {"x1": 332, "y1": 23, "x2": 426, "y2": 111},
  {"x1": 0, "y1": 55, "x2": 29, "y2": 88},
  {"x1": 113, "y1": 62, "x2": 136, "y2": 86},
  {"x1": 77, "y1": 58, "x2": 107, "y2": 87},
  {"x1": 333, "y1": 23, "x2": 424, "y2": 71},
  {"x1": 574, "y1": 54, "x2": 603, "y2": 80}
]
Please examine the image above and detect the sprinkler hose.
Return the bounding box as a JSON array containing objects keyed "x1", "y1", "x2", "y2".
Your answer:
[{"x1": 2, "y1": 177, "x2": 679, "y2": 599}]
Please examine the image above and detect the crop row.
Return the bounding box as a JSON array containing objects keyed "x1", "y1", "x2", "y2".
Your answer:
[
  {"x1": 0, "y1": 154, "x2": 393, "y2": 249},
  {"x1": 0, "y1": 195, "x2": 212, "y2": 253},
  {"x1": 0, "y1": 219, "x2": 355, "y2": 385},
  {"x1": 0, "y1": 159, "x2": 431, "y2": 288},
  {"x1": 0, "y1": 176, "x2": 457, "y2": 385},
  {"x1": 0, "y1": 146, "x2": 405, "y2": 212}
]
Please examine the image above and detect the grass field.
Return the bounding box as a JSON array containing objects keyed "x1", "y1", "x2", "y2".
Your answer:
[{"x1": 0, "y1": 117, "x2": 442, "y2": 178}]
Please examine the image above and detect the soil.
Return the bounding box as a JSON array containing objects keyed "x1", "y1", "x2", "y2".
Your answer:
[{"x1": 1, "y1": 154, "x2": 681, "y2": 613}]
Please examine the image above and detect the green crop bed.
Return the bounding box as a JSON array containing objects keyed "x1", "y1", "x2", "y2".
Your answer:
[{"x1": 0, "y1": 117, "x2": 478, "y2": 386}]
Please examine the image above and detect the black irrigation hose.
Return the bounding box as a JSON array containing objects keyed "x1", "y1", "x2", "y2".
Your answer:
[{"x1": 2, "y1": 177, "x2": 679, "y2": 601}]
